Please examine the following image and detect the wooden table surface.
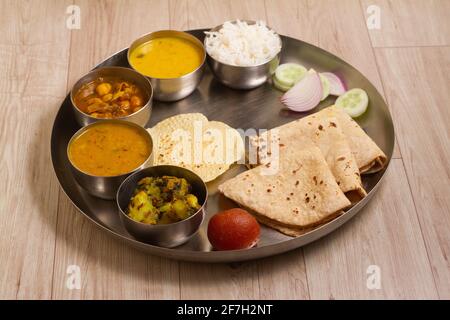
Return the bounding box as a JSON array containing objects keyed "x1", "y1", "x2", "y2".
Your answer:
[{"x1": 1, "y1": 0, "x2": 449, "y2": 300}]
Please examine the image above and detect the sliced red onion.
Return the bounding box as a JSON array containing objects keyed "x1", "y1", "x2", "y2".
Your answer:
[
  {"x1": 281, "y1": 72, "x2": 322, "y2": 112},
  {"x1": 320, "y1": 72, "x2": 346, "y2": 96}
]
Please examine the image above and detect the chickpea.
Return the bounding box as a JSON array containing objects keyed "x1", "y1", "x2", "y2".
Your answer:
[
  {"x1": 116, "y1": 109, "x2": 127, "y2": 117},
  {"x1": 130, "y1": 95, "x2": 142, "y2": 108},
  {"x1": 119, "y1": 100, "x2": 130, "y2": 110},
  {"x1": 95, "y1": 82, "x2": 112, "y2": 96}
]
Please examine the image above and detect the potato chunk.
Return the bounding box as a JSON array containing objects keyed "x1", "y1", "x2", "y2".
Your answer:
[{"x1": 128, "y1": 191, "x2": 158, "y2": 224}]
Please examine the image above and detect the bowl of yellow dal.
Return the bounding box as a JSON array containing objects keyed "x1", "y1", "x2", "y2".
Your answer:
[
  {"x1": 67, "y1": 120, "x2": 153, "y2": 199},
  {"x1": 128, "y1": 30, "x2": 206, "y2": 102}
]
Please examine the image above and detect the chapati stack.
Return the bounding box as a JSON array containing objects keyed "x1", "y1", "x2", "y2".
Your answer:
[{"x1": 218, "y1": 105, "x2": 387, "y2": 236}]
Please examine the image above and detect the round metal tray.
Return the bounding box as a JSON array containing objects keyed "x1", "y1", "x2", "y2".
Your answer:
[{"x1": 51, "y1": 29, "x2": 394, "y2": 263}]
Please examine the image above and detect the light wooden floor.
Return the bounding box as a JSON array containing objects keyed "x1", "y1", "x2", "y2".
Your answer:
[{"x1": 0, "y1": 0, "x2": 449, "y2": 299}]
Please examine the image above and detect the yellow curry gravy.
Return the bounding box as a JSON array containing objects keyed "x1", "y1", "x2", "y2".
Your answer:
[
  {"x1": 69, "y1": 122, "x2": 151, "y2": 177},
  {"x1": 129, "y1": 36, "x2": 204, "y2": 79}
]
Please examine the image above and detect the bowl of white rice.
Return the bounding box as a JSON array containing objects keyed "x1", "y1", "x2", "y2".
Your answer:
[{"x1": 204, "y1": 20, "x2": 282, "y2": 90}]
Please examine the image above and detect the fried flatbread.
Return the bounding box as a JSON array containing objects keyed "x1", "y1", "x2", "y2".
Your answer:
[{"x1": 148, "y1": 114, "x2": 244, "y2": 182}]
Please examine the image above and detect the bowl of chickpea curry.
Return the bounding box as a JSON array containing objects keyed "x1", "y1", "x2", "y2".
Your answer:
[
  {"x1": 71, "y1": 66, "x2": 153, "y2": 127},
  {"x1": 117, "y1": 165, "x2": 207, "y2": 247}
]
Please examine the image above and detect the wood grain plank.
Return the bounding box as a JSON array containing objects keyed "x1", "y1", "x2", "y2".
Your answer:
[
  {"x1": 178, "y1": 0, "x2": 267, "y2": 300},
  {"x1": 304, "y1": 160, "x2": 438, "y2": 299},
  {"x1": 257, "y1": 250, "x2": 309, "y2": 299},
  {"x1": 52, "y1": 0, "x2": 180, "y2": 299},
  {"x1": 375, "y1": 46, "x2": 450, "y2": 298},
  {"x1": 265, "y1": 0, "x2": 401, "y2": 159},
  {"x1": 229, "y1": 0, "x2": 267, "y2": 21},
  {"x1": 264, "y1": 0, "x2": 318, "y2": 45},
  {"x1": 180, "y1": 262, "x2": 260, "y2": 299},
  {"x1": 0, "y1": 0, "x2": 72, "y2": 299},
  {"x1": 186, "y1": 0, "x2": 267, "y2": 29},
  {"x1": 169, "y1": 0, "x2": 189, "y2": 30},
  {"x1": 361, "y1": 0, "x2": 450, "y2": 47},
  {"x1": 187, "y1": 0, "x2": 231, "y2": 29},
  {"x1": 186, "y1": 0, "x2": 267, "y2": 30}
]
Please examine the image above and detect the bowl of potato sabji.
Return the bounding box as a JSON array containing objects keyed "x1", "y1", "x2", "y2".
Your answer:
[{"x1": 116, "y1": 166, "x2": 208, "y2": 248}]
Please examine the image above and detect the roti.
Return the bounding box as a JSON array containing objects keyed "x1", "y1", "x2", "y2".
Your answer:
[
  {"x1": 318, "y1": 105, "x2": 387, "y2": 173},
  {"x1": 218, "y1": 139, "x2": 351, "y2": 229},
  {"x1": 148, "y1": 113, "x2": 244, "y2": 182},
  {"x1": 252, "y1": 209, "x2": 343, "y2": 237},
  {"x1": 254, "y1": 115, "x2": 366, "y2": 203}
]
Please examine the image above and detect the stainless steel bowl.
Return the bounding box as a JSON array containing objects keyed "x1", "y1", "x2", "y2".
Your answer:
[
  {"x1": 70, "y1": 67, "x2": 153, "y2": 127},
  {"x1": 128, "y1": 30, "x2": 206, "y2": 102},
  {"x1": 67, "y1": 120, "x2": 153, "y2": 200},
  {"x1": 204, "y1": 20, "x2": 282, "y2": 90},
  {"x1": 116, "y1": 165, "x2": 208, "y2": 248}
]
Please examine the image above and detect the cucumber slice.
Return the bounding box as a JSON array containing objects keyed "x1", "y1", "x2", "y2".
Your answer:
[
  {"x1": 335, "y1": 88, "x2": 369, "y2": 118},
  {"x1": 273, "y1": 76, "x2": 291, "y2": 92},
  {"x1": 274, "y1": 63, "x2": 307, "y2": 87},
  {"x1": 308, "y1": 69, "x2": 330, "y2": 101}
]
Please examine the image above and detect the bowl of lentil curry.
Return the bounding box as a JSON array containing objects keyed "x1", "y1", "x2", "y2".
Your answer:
[
  {"x1": 67, "y1": 120, "x2": 153, "y2": 199},
  {"x1": 128, "y1": 30, "x2": 206, "y2": 102}
]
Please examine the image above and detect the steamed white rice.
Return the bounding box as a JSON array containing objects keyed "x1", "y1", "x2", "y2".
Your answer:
[{"x1": 204, "y1": 20, "x2": 281, "y2": 67}]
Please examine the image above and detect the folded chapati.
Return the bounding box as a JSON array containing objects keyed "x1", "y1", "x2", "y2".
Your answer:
[
  {"x1": 218, "y1": 140, "x2": 351, "y2": 231},
  {"x1": 250, "y1": 209, "x2": 343, "y2": 237},
  {"x1": 220, "y1": 105, "x2": 386, "y2": 236},
  {"x1": 254, "y1": 115, "x2": 367, "y2": 203},
  {"x1": 317, "y1": 106, "x2": 387, "y2": 173}
]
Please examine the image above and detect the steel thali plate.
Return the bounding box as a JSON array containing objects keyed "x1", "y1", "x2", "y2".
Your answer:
[{"x1": 51, "y1": 29, "x2": 395, "y2": 262}]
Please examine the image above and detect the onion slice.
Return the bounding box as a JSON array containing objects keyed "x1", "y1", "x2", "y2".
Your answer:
[
  {"x1": 320, "y1": 72, "x2": 346, "y2": 96},
  {"x1": 281, "y1": 72, "x2": 322, "y2": 112}
]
